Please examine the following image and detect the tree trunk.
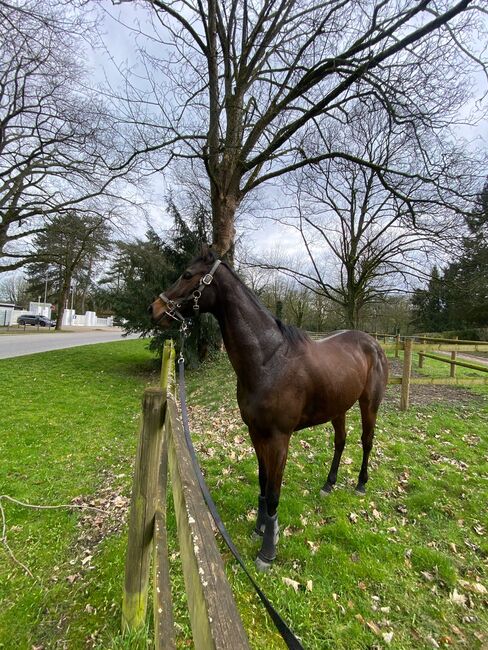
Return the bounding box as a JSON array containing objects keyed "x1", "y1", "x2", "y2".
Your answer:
[
  {"x1": 56, "y1": 279, "x2": 71, "y2": 331},
  {"x1": 210, "y1": 186, "x2": 240, "y2": 265},
  {"x1": 344, "y1": 297, "x2": 361, "y2": 330}
]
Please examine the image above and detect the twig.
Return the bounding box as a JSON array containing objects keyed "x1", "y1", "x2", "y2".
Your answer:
[{"x1": 0, "y1": 494, "x2": 110, "y2": 579}]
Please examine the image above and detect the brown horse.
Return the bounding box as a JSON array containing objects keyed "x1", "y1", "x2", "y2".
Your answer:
[{"x1": 150, "y1": 248, "x2": 389, "y2": 571}]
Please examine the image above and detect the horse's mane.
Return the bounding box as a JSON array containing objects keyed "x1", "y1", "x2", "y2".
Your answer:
[
  {"x1": 275, "y1": 318, "x2": 310, "y2": 345},
  {"x1": 216, "y1": 258, "x2": 310, "y2": 347}
]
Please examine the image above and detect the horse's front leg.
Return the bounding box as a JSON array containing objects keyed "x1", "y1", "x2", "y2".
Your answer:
[
  {"x1": 252, "y1": 457, "x2": 267, "y2": 539},
  {"x1": 252, "y1": 431, "x2": 290, "y2": 572}
]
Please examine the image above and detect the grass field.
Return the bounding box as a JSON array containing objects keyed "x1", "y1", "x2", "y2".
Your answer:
[
  {"x1": 0, "y1": 340, "x2": 158, "y2": 649},
  {"x1": 0, "y1": 340, "x2": 487, "y2": 649}
]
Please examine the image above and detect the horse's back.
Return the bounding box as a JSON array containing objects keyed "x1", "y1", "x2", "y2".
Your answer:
[{"x1": 311, "y1": 329, "x2": 388, "y2": 398}]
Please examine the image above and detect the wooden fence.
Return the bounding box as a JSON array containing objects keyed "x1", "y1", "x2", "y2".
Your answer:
[
  {"x1": 308, "y1": 332, "x2": 488, "y2": 411},
  {"x1": 122, "y1": 340, "x2": 250, "y2": 649},
  {"x1": 372, "y1": 334, "x2": 488, "y2": 410}
]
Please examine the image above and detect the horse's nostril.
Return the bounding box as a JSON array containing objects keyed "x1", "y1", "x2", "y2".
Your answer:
[{"x1": 147, "y1": 305, "x2": 153, "y2": 315}]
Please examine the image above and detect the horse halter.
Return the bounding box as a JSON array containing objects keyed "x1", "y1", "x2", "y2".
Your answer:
[{"x1": 158, "y1": 259, "x2": 221, "y2": 324}]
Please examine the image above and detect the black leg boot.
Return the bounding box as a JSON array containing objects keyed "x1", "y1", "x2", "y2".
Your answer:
[{"x1": 255, "y1": 512, "x2": 279, "y2": 572}]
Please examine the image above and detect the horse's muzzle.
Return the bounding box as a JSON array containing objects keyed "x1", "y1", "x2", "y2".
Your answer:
[{"x1": 148, "y1": 299, "x2": 168, "y2": 326}]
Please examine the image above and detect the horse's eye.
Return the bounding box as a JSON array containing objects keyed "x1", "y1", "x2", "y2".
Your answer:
[{"x1": 182, "y1": 271, "x2": 192, "y2": 280}]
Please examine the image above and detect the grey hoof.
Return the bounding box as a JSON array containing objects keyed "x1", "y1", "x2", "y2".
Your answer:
[
  {"x1": 251, "y1": 529, "x2": 264, "y2": 541},
  {"x1": 355, "y1": 486, "x2": 366, "y2": 496},
  {"x1": 320, "y1": 484, "x2": 333, "y2": 498},
  {"x1": 255, "y1": 556, "x2": 273, "y2": 572}
]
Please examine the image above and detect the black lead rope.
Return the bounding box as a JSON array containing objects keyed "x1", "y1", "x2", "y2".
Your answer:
[{"x1": 177, "y1": 358, "x2": 304, "y2": 650}]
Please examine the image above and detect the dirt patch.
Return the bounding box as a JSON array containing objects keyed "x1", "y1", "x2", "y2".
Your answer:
[
  {"x1": 385, "y1": 359, "x2": 485, "y2": 407},
  {"x1": 70, "y1": 469, "x2": 130, "y2": 562}
]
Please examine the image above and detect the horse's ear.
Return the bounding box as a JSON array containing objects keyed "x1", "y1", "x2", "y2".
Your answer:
[{"x1": 200, "y1": 243, "x2": 216, "y2": 263}]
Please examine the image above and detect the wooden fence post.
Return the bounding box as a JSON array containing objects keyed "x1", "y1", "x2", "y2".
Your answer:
[
  {"x1": 395, "y1": 334, "x2": 400, "y2": 358},
  {"x1": 153, "y1": 429, "x2": 175, "y2": 649},
  {"x1": 418, "y1": 352, "x2": 424, "y2": 368},
  {"x1": 450, "y1": 337, "x2": 458, "y2": 378},
  {"x1": 161, "y1": 339, "x2": 173, "y2": 391},
  {"x1": 166, "y1": 397, "x2": 250, "y2": 649},
  {"x1": 122, "y1": 388, "x2": 165, "y2": 631},
  {"x1": 154, "y1": 340, "x2": 176, "y2": 648},
  {"x1": 400, "y1": 338, "x2": 413, "y2": 412}
]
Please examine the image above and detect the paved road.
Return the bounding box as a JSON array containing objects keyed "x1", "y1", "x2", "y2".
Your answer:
[{"x1": 0, "y1": 330, "x2": 141, "y2": 360}]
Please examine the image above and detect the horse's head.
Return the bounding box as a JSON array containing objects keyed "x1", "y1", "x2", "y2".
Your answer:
[{"x1": 149, "y1": 245, "x2": 221, "y2": 326}]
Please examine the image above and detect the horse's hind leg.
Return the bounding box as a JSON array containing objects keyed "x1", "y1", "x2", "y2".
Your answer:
[
  {"x1": 355, "y1": 398, "x2": 378, "y2": 495},
  {"x1": 320, "y1": 413, "x2": 347, "y2": 497}
]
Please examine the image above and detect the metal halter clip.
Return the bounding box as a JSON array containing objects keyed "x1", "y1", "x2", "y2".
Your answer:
[{"x1": 193, "y1": 290, "x2": 202, "y2": 311}]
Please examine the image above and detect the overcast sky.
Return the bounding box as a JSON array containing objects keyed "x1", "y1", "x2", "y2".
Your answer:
[{"x1": 88, "y1": 0, "x2": 487, "y2": 264}]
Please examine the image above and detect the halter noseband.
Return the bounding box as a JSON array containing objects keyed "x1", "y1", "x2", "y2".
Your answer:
[{"x1": 158, "y1": 259, "x2": 221, "y2": 324}]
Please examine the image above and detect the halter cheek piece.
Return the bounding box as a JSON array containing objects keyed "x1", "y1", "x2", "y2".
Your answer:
[{"x1": 158, "y1": 259, "x2": 221, "y2": 324}]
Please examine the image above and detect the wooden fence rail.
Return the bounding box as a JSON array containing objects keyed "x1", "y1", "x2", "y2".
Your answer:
[
  {"x1": 122, "y1": 340, "x2": 250, "y2": 649},
  {"x1": 375, "y1": 335, "x2": 488, "y2": 411},
  {"x1": 308, "y1": 332, "x2": 488, "y2": 411}
]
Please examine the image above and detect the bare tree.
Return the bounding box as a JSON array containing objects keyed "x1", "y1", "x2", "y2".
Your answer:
[
  {"x1": 0, "y1": 1, "x2": 139, "y2": 270},
  {"x1": 251, "y1": 103, "x2": 475, "y2": 328},
  {"x1": 112, "y1": 0, "x2": 487, "y2": 261},
  {"x1": 0, "y1": 272, "x2": 29, "y2": 305}
]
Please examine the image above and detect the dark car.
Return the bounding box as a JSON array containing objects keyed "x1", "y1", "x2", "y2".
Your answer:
[{"x1": 17, "y1": 314, "x2": 56, "y2": 327}]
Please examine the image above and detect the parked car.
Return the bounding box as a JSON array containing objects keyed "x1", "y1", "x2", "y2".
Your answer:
[{"x1": 17, "y1": 314, "x2": 56, "y2": 327}]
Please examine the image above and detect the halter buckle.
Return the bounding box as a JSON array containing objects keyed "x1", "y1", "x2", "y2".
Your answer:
[{"x1": 202, "y1": 273, "x2": 214, "y2": 285}]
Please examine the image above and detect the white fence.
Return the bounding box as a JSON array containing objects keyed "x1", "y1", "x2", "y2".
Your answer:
[{"x1": 63, "y1": 310, "x2": 113, "y2": 327}]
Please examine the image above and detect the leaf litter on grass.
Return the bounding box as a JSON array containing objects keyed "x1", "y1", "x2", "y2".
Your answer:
[{"x1": 185, "y1": 352, "x2": 488, "y2": 650}]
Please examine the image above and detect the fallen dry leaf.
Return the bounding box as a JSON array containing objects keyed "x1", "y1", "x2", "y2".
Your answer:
[
  {"x1": 366, "y1": 620, "x2": 381, "y2": 636},
  {"x1": 421, "y1": 571, "x2": 434, "y2": 582},
  {"x1": 449, "y1": 589, "x2": 466, "y2": 606},
  {"x1": 439, "y1": 636, "x2": 452, "y2": 645},
  {"x1": 307, "y1": 540, "x2": 319, "y2": 554},
  {"x1": 458, "y1": 579, "x2": 487, "y2": 595},
  {"x1": 282, "y1": 577, "x2": 300, "y2": 592},
  {"x1": 382, "y1": 631, "x2": 394, "y2": 644}
]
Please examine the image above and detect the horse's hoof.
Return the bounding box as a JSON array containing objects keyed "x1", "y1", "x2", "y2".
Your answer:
[
  {"x1": 320, "y1": 484, "x2": 333, "y2": 498},
  {"x1": 255, "y1": 556, "x2": 273, "y2": 572},
  {"x1": 355, "y1": 486, "x2": 366, "y2": 496},
  {"x1": 251, "y1": 529, "x2": 264, "y2": 541}
]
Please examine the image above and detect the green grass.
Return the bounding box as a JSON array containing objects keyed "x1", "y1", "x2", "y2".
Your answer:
[
  {"x1": 0, "y1": 340, "x2": 158, "y2": 649},
  {"x1": 185, "y1": 352, "x2": 488, "y2": 649},
  {"x1": 1, "y1": 343, "x2": 487, "y2": 649}
]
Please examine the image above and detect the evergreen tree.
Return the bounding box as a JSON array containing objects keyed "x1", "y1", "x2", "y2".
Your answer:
[
  {"x1": 411, "y1": 266, "x2": 447, "y2": 332},
  {"x1": 101, "y1": 201, "x2": 219, "y2": 365},
  {"x1": 26, "y1": 212, "x2": 111, "y2": 329},
  {"x1": 443, "y1": 179, "x2": 488, "y2": 330}
]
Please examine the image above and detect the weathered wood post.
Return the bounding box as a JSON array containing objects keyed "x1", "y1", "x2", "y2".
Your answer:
[
  {"x1": 395, "y1": 334, "x2": 400, "y2": 359},
  {"x1": 450, "y1": 337, "x2": 458, "y2": 378},
  {"x1": 400, "y1": 338, "x2": 413, "y2": 411},
  {"x1": 166, "y1": 397, "x2": 250, "y2": 649},
  {"x1": 154, "y1": 339, "x2": 176, "y2": 649},
  {"x1": 418, "y1": 352, "x2": 424, "y2": 368},
  {"x1": 161, "y1": 339, "x2": 173, "y2": 390},
  {"x1": 122, "y1": 387, "x2": 165, "y2": 630}
]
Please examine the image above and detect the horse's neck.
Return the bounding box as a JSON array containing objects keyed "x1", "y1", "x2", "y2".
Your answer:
[{"x1": 212, "y1": 269, "x2": 284, "y2": 380}]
